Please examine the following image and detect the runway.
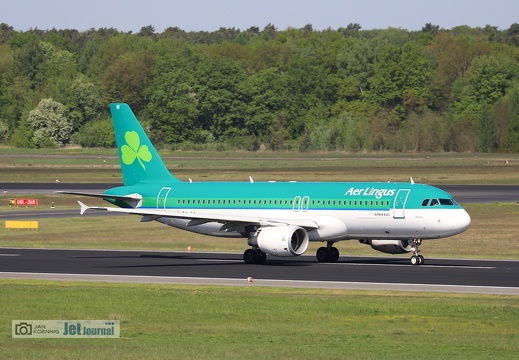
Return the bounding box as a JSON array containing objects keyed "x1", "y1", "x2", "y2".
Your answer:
[
  {"x1": 1, "y1": 183, "x2": 518, "y2": 294},
  {"x1": 1, "y1": 248, "x2": 518, "y2": 295}
]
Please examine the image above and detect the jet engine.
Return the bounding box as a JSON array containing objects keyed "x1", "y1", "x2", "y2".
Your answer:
[
  {"x1": 361, "y1": 240, "x2": 413, "y2": 254},
  {"x1": 249, "y1": 226, "x2": 309, "y2": 257}
]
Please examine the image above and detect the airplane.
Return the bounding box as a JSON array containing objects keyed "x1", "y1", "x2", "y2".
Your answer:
[{"x1": 62, "y1": 103, "x2": 471, "y2": 266}]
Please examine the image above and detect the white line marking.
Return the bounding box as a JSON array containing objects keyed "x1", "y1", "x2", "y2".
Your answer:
[
  {"x1": 323, "y1": 263, "x2": 496, "y2": 270},
  {"x1": 0, "y1": 247, "x2": 518, "y2": 264},
  {"x1": 0, "y1": 271, "x2": 517, "y2": 295},
  {"x1": 195, "y1": 259, "x2": 243, "y2": 263},
  {"x1": 0, "y1": 254, "x2": 20, "y2": 256}
]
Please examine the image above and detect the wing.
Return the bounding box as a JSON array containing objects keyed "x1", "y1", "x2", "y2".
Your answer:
[{"x1": 78, "y1": 201, "x2": 319, "y2": 230}]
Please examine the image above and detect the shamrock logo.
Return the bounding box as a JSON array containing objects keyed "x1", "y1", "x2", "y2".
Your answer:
[{"x1": 121, "y1": 131, "x2": 152, "y2": 170}]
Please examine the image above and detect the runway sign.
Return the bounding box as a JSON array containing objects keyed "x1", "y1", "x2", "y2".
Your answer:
[
  {"x1": 5, "y1": 221, "x2": 39, "y2": 230},
  {"x1": 9, "y1": 198, "x2": 39, "y2": 207}
]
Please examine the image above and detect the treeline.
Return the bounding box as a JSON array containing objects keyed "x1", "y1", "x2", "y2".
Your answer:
[{"x1": 1, "y1": 22, "x2": 519, "y2": 152}]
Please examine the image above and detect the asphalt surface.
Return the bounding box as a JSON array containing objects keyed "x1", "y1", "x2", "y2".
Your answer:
[
  {"x1": 0, "y1": 248, "x2": 518, "y2": 295},
  {"x1": 1, "y1": 183, "x2": 518, "y2": 294}
]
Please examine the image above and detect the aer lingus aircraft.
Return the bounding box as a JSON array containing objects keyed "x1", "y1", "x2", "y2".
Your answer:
[{"x1": 64, "y1": 103, "x2": 471, "y2": 265}]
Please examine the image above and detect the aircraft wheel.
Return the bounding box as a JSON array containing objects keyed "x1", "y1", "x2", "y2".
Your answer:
[
  {"x1": 258, "y1": 252, "x2": 267, "y2": 265},
  {"x1": 410, "y1": 255, "x2": 419, "y2": 265},
  {"x1": 418, "y1": 255, "x2": 425, "y2": 265},
  {"x1": 316, "y1": 247, "x2": 331, "y2": 262},
  {"x1": 244, "y1": 249, "x2": 259, "y2": 264},
  {"x1": 330, "y1": 247, "x2": 340, "y2": 262}
]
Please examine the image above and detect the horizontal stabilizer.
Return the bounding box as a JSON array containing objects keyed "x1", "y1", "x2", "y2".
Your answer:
[
  {"x1": 58, "y1": 191, "x2": 142, "y2": 208},
  {"x1": 57, "y1": 191, "x2": 139, "y2": 201},
  {"x1": 78, "y1": 201, "x2": 108, "y2": 215}
]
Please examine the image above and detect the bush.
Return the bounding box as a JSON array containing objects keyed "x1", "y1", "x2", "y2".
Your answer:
[{"x1": 77, "y1": 119, "x2": 115, "y2": 148}]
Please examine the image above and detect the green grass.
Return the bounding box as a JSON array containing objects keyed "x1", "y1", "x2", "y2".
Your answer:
[
  {"x1": 1, "y1": 148, "x2": 519, "y2": 183},
  {"x1": 1, "y1": 202, "x2": 518, "y2": 259},
  {"x1": 1, "y1": 150, "x2": 518, "y2": 359},
  {"x1": 1, "y1": 280, "x2": 518, "y2": 359}
]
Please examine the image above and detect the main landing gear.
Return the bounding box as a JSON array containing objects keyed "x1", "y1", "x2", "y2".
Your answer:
[
  {"x1": 410, "y1": 239, "x2": 425, "y2": 265},
  {"x1": 243, "y1": 248, "x2": 267, "y2": 264},
  {"x1": 316, "y1": 241, "x2": 340, "y2": 263}
]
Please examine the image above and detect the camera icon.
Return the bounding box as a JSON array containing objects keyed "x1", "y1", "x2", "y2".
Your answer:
[{"x1": 15, "y1": 322, "x2": 32, "y2": 336}]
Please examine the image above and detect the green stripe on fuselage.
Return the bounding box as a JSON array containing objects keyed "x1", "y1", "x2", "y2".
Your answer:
[{"x1": 105, "y1": 181, "x2": 461, "y2": 211}]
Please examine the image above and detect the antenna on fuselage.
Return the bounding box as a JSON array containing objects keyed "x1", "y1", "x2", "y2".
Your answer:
[
  {"x1": 410, "y1": 177, "x2": 415, "y2": 185},
  {"x1": 249, "y1": 176, "x2": 254, "y2": 183}
]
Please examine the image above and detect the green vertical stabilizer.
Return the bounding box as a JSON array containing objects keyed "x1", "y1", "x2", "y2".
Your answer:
[{"x1": 110, "y1": 103, "x2": 180, "y2": 186}]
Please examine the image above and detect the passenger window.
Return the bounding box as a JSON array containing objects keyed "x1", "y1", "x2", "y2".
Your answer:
[
  {"x1": 422, "y1": 199, "x2": 430, "y2": 207},
  {"x1": 430, "y1": 199, "x2": 439, "y2": 206}
]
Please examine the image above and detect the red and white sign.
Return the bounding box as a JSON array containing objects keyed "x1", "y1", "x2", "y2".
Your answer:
[{"x1": 14, "y1": 198, "x2": 38, "y2": 206}]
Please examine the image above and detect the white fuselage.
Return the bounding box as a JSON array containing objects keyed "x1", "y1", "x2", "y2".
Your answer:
[{"x1": 159, "y1": 206, "x2": 471, "y2": 242}]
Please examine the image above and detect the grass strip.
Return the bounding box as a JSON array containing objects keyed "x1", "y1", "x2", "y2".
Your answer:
[
  {"x1": 1, "y1": 203, "x2": 518, "y2": 259},
  {"x1": 1, "y1": 280, "x2": 518, "y2": 359}
]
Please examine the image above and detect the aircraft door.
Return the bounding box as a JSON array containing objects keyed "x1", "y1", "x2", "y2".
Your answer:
[
  {"x1": 293, "y1": 196, "x2": 309, "y2": 212},
  {"x1": 393, "y1": 189, "x2": 410, "y2": 219},
  {"x1": 302, "y1": 196, "x2": 310, "y2": 212},
  {"x1": 157, "y1": 187, "x2": 171, "y2": 210},
  {"x1": 293, "y1": 196, "x2": 301, "y2": 212}
]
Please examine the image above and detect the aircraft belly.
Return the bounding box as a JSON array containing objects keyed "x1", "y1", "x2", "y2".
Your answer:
[
  {"x1": 158, "y1": 218, "x2": 243, "y2": 238},
  {"x1": 345, "y1": 209, "x2": 434, "y2": 239},
  {"x1": 307, "y1": 213, "x2": 348, "y2": 241},
  {"x1": 352, "y1": 209, "x2": 468, "y2": 240}
]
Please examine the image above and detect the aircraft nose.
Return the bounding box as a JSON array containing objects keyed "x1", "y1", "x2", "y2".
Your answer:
[{"x1": 454, "y1": 209, "x2": 471, "y2": 234}]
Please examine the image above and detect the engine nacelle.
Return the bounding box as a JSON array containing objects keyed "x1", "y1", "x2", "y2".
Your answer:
[
  {"x1": 249, "y1": 226, "x2": 309, "y2": 257},
  {"x1": 363, "y1": 240, "x2": 413, "y2": 254}
]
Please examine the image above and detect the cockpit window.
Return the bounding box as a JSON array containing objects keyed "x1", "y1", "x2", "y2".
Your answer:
[
  {"x1": 439, "y1": 198, "x2": 454, "y2": 206},
  {"x1": 421, "y1": 199, "x2": 430, "y2": 206},
  {"x1": 430, "y1": 199, "x2": 439, "y2": 206}
]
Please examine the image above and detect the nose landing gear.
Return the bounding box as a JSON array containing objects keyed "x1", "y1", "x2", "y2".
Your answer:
[{"x1": 409, "y1": 239, "x2": 424, "y2": 265}]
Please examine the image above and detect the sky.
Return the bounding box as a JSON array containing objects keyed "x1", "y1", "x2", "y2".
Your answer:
[{"x1": 2, "y1": 0, "x2": 518, "y2": 33}]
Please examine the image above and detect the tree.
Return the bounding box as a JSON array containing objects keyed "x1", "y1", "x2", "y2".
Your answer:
[
  {"x1": 0, "y1": 76, "x2": 34, "y2": 134},
  {"x1": 368, "y1": 42, "x2": 433, "y2": 116},
  {"x1": 339, "y1": 23, "x2": 362, "y2": 37},
  {"x1": 428, "y1": 33, "x2": 491, "y2": 110},
  {"x1": 506, "y1": 23, "x2": 519, "y2": 46},
  {"x1": 239, "y1": 67, "x2": 282, "y2": 137},
  {"x1": 502, "y1": 86, "x2": 519, "y2": 152},
  {"x1": 27, "y1": 98, "x2": 73, "y2": 147},
  {"x1": 68, "y1": 76, "x2": 105, "y2": 131},
  {"x1": 476, "y1": 104, "x2": 497, "y2": 152},
  {"x1": 77, "y1": 118, "x2": 115, "y2": 147},
  {"x1": 87, "y1": 34, "x2": 152, "y2": 81},
  {"x1": 262, "y1": 23, "x2": 277, "y2": 40},
  {"x1": 195, "y1": 56, "x2": 247, "y2": 138},
  {"x1": 103, "y1": 51, "x2": 154, "y2": 113},
  {"x1": 0, "y1": 119, "x2": 8, "y2": 142},
  {"x1": 422, "y1": 23, "x2": 440, "y2": 35},
  {"x1": 147, "y1": 70, "x2": 200, "y2": 144},
  {"x1": 451, "y1": 55, "x2": 517, "y2": 119},
  {"x1": 138, "y1": 25, "x2": 156, "y2": 38}
]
